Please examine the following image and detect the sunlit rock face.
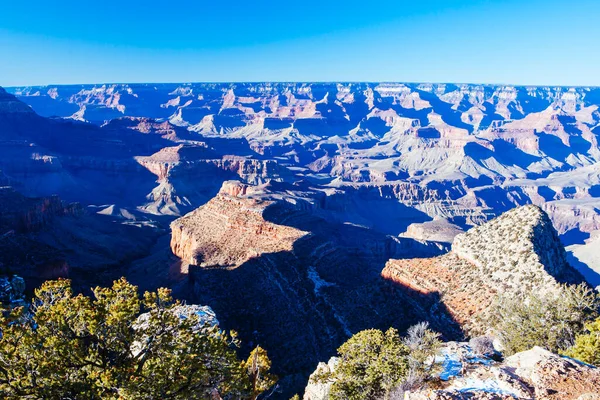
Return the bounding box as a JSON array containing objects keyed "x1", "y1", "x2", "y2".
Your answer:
[{"x1": 383, "y1": 205, "x2": 585, "y2": 332}]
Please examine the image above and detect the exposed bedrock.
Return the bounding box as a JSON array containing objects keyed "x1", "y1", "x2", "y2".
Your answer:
[
  {"x1": 170, "y1": 181, "x2": 461, "y2": 394},
  {"x1": 382, "y1": 205, "x2": 586, "y2": 332}
]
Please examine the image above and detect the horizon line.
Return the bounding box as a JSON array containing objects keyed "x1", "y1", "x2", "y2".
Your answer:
[{"x1": 4, "y1": 81, "x2": 600, "y2": 90}]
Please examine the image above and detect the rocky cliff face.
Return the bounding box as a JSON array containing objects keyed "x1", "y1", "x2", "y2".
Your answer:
[
  {"x1": 0, "y1": 187, "x2": 83, "y2": 233},
  {"x1": 170, "y1": 185, "x2": 307, "y2": 266},
  {"x1": 406, "y1": 346, "x2": 600, "y2": 400},
  {"x1": 0, "y1": 187, "x2": 160, "y2": 292},
  {"x1": 382, "y1": 206, "x2": 584, "y2": 330},
  {"x1": 136, "y1": 144, "x2": 292, "y2": 215},
  {"x1": 170, "y1": 181, "x2": 460, "y2": 395}
]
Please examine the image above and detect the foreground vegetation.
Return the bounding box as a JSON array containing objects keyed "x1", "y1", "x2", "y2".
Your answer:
[
  {"x1": 2, "y1": 276, "x2": 600, "y2": 400},
  {"x1": 0, "y1": 278, "x2": 276, "y2": 399},
  {"x1": 314, "y1": 323, "x2": 441, "y2": 400},
  {"x1": 484, "y1": 283, "x2": 600, "y2": 359},
  {"x1": 308, "y1": 283, "x2": 600, "y2": 400}
]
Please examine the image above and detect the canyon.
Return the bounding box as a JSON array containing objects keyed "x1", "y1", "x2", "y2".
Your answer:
[{"x1": 1, "y1": 83, "x2": 600, "y2": 396}]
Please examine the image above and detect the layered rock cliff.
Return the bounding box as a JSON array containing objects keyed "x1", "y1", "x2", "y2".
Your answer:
[
  {"x1": 0, "y1": 187, "x2": 160, "y2": 291},
  {"x1": 3, "y1": 84, "x2": 600, "y2": 254},
  {"x1": 170, "y1": 186, "x2": 307, "y2": 266}
]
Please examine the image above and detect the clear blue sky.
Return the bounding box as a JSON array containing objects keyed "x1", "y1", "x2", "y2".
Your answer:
[{"x1": 1, "y1": 0, "x2": 599, "y2": 86}]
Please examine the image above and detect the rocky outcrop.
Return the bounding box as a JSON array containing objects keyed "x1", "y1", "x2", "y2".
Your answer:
[
  {"x1": 170, "y1": 187, "x2": 307, "y2": 266},
  {"x1": 401, "y1": 218, "x2": 464, "y2": 243},
  {"x1": 302, "y1": 357, "x2": 338, "y2": 400},
  {"x1": 305, "y1": 344, "x2": 600, "y2": 400},
  {"x1": 407, "y1": 346, "x2": 600, "y2": 400},
  {"x1": 506, "y1": 347, "x2": 600, "y2": 399},
  {"x1": 0, "y1": 187, "x2": 161, "y2": 292},
  {"x1": 452, "y1": 205, "x2": 575, "y2": 296},
  {"x1": 0, "y1": 187, "x2": 83, "y2": 233},
  {"x1": 170, "y1": 181, "x2": 461, "y2": 396},
  {"x1": 382, "y1": 206, "x2": 585, "y2": 331}
]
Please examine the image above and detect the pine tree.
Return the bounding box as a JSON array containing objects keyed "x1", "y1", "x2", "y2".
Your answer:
[
  {"x1": 316, "y1": 328, "x2": 410, "y2": 400},
  {"x1": 0, "y1": 278, "x2": 277, "y2": 399},
  {"x1": 243, "y1": 345, "x2": 278, "y2": 400}
]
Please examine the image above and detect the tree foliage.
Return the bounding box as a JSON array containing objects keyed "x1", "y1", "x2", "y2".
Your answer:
[
  {"x1": 0, "y1": 278, "x2": 276, "y2": 399},
  {"x1": 243, "y1": 345, "x2": 278, "y2": 400},
  {"x1": 316, "y1": 328, "x2": 410, "y2": 400},
  {"x1": 486, "y1": 283, "x2": 599, "y2": 355},
  {"x1": 564, "y1": 316, "x2": 600, "y2": 366}
]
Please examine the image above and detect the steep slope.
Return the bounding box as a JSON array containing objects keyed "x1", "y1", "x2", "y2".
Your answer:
[
  {"x1": 170, "y1": 181, "x2": 461, "y2": 394},
  {"x1": 382, "y1": 205, "x2": 585, "y2": 330}
]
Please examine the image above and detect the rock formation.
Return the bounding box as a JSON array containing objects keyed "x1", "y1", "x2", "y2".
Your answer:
[
  {"x1": 382, "y1": 205, "x2": 585, "y2": 330},
  {"x1": 170, "y1": 181, "x2": 460, "y2": 395},
  {"x1": 0, "y1": 187, "x2": 160, "y2": 291},
  {"x1": 4, "y1": 84, "x2": 600, "y2": 249},
  {"x1": 304, "y1": 344, "x2": 600, "y2": 400},
  {"x1": 407, "y1": 346, "x2": 600, "y2": 400}
]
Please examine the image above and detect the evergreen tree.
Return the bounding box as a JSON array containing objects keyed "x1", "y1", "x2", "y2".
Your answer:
[
  {"x1": 316, "y1": 328, "x2": 410, "y2": 400},
  {"x1": 0, "y1": 278, "x2": 276, "y2": 399},
  {"x1": 564, "y1": 316, "x2": 600, "y2": 366},
  {"x1": 243, "y1": 345, "x2": 278, "y2": 400}
]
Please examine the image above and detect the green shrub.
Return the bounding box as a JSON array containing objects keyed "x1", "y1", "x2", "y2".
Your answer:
[
  {"x1": 316, "y1": 328, "x2": 409, "y2": 400},
  {"x1": 0, "y1": 278, "x2": 276, "y2": 399},
  {"x1": 316, "y1": 323, "x2": 442, "y2": 400},
  {"x1": 564, "y1": 317, "x2": 600, "y2": 366},
  {"x1": 486, "y1": 283, "x2": 599, "y2": 355}
]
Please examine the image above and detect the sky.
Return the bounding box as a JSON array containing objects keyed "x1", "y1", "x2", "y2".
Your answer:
[{"x1": 1, "y1": 0, "x2": 599, "y2": 86}]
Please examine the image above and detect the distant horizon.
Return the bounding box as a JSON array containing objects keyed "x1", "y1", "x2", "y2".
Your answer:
[{"x1": 5, "y1": 81, "x2": 600, "y2": 89}]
